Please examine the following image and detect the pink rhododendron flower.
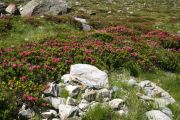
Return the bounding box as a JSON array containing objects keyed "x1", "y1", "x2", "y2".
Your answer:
[
  {"x1": 12, "y1": 64, "x2": 17, "y2": 68},
  {"x1": 18, "y1": 64, "x2": 23, "y2": 68},
  {"x1": 51, "y1": 58, "x2": 60, "y2": 63},
  {"x1": 124, "y1": 46, "x2": 132, "y2": 51},
  {"x1": 21, "y1": 76, "x2": 27, "y2": 81},
  {"x1": 131, "y1": 52, "x2": 138, "y2": 57},
  {"x1": 24, "y1": 95, "x2": 37, "y2": 101}
]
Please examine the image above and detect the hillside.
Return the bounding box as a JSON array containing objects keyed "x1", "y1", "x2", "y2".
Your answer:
[{"x1": 0, "y1": 0, "x2": 180, "y2": 120}]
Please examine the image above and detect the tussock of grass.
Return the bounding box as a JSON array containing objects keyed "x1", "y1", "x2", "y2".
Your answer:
[
  {"x1": 82, "y1": 104, "x2": 120, "y2": 120},
  {"x1": 108, "y1": 70, "x2": 180, "y2": 119}
]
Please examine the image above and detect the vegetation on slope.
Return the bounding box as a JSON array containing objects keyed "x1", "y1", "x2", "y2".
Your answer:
[{"x1": 0, "y1": 0, "x2": 180, "y2": 119}]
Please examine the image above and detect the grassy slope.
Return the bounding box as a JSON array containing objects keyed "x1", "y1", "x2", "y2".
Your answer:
[
  {"x1": 1, "y1": 0, "x2": 180, "y2": 47},
  {"x1": 108, "y1": 70, "x2": 180, "y2": 120}
]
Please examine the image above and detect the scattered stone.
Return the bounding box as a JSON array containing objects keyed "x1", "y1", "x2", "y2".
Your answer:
[
  {"x1": 96, "y1": 88, "x2": 111, "y2": 101},
  {"x1": 59, "y1": 104, "x2": 79, "y2": 120},
  {"x1": 161, "y1": 107, "x2": 173, "y2": 119},
  {"x1": 146, "y1": 110, "x2": 171, "y2": 120},
  {"x1": 61, "y1": 74, "x2": 71, "y2": 83},
  {"x1": 117, "y1": 110, "x2": 126, "y2": 116},
  {"x1": 70, "y1": 64, "x2": 109, "y2": 89},
  {"x1": 107, "y1": 11, "x2": 111, "y2": 14},
  {"x1": 128, "y1": 78, "x2": 137, "y2": 86},
  {"x1": 138, "y1": 80, "x2": 175, "y2": 105},
  {"x1": 136, "y1": 93, "x2": 154, "y2": 101},
  {"x1": 74, "y1": 17, "x2": 92, "y2": 31},
  {"x1": 20, "y1": 0, "x2": 69, "y2": 16},
  {"x1": 74, "y1": 17, "x2": 87, "y2": 24},
  {"x1": 41, "y1": 109, "x2": 57, "y2": 119},
  {"x1": 82, "y1": 90, "x2": 96, "y2": 102},
  {"x1": 65, "y1": 85, "x2": 81, "y2": 97},
  {"x1": 109, "y1": 99, "x2": 124, "y2": 110},
  {"x1": 78, "y1": 99, "x2": 90, "y2": 111},
  {"x1": 0, "y1": 2, "x2": 7, "y2": 15},
  {"x1": 44, "y1": 97, "x2": 66, "y2": 109},
  {"x1": 154, "y1": 98, "x2": 172, "y2": 108},
  {"x1": 112, "y1": 86, "x2": 120, "y2": 92},
  {"x1": 5, "y1": 4, "x2": 19, "y2": 15},
  {"x1": 44, "y1": 82, "x2": 60, "y2": 97},
  {"x1": 66, "y1": 97, "x2": 77, "y2": 106},
  {"x1": 18, "y1": 103, "x2": 35, "y2": 119},
  {"x1": 82, "y1": 23, "x2": 92, "y2": 31}
]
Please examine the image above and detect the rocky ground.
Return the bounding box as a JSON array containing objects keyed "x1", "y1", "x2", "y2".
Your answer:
[{"x1": 18, "y1": 64, "x2": 177, "y2": 120}]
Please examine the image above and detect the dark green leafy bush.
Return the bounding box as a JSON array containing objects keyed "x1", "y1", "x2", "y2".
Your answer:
[
  {"x1": 0, "y1": 17, "x2": 13, "y2": 37},
  {"x1": 90, "y1": 32, "x2": 113, "y2": 42}
]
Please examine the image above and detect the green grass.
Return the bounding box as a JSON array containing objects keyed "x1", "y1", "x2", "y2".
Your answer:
[
  {"x1": 82, "y1": 104, "x2": 120, "y2": 120},
  {"x1": 0, "y1": 16, "x2": 86, "y2": 48},
  {"x1": 107, "y1": 70, "x2": 180, "y2": 120},
  {"x1": 0, "y1": 0, "x2": 179, "y2": 48},
  {"x1": 59, "y1": 87, "x2": 69, "y2": 98}
]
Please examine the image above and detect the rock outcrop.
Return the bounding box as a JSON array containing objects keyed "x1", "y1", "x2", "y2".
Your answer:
[
  {"x1": 19, "y1": 0, "x2": 69, "y2": 16},
  {"x1": 17, "y1": 64, "x2": 176, "y2": 120}
]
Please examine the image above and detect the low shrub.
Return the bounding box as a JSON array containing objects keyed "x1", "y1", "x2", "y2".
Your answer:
[
  {"x1": 0, "y1": 17, "x2": 13, "y2": 37},
  {"x1": 90, "y1": 32, "x2": 113, "y2": 42}
]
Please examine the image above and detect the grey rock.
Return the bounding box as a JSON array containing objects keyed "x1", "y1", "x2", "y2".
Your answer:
[
  {"x1": 59, "y1": 104, "x2": 79, "y2": 120},
  {"x1": 97, "y1": 88, "x2": 111, "y2": 101},
  {"x1": 136, "y1": 93, "x2": 154, "y2": 101},
  {"x1": 154, "y1": 98, "x2": 172, "y2": 108},
  {"x1": 161, "y1": 107, "x2": 173, "y2": 119},
  {"x1": 44, "y1": 97, "x2": 66, "y2": 109},
  {"x1": 70, "y1": 64, "x2": 109, "y2": 89},
  {"x1": 82, "y1": 23, "x2": 92, "y2": 31},
  {"x1": 109, "y1": 99, "x2": 124, "y2": 110},
  {"x1": 66, "y1": 97, "x2": 77, "y2": 106},
  {"x1": 117, "y1": 110, "x2": 126, "y2": 116},
  {"x1": 112, "y1": 86, "x2": 120, "y2": 92},
  {"x1": 138, "y1": 80, "x2": 175, "y2": 105},
  {"x1": 74, "y1": 17, "x2": 92, "y2": 31},
  {"x1": 74, "y1": 17, "x2": 87, "y2": 24},
  {"x1": 128, "y1": 78, "x2": 137, "y2": 86},
  {"x1": 65, "y1": 85, "x2": 81, "y2": 97},
  {"x1": 82, "y1": 90, "x2": 96, "y2": 102},
  {"x1": 18, "y1": 103, "x2": 35, "y2": 119},
  {"x1": 5, "y1": 4, "x2": 19, "y2": 15},
  {"x1": 20, "y1": 0, "x2": 69, "y2": 16},
  {"x1": 78, "y1": 99, "x2": 90, "y2": 111},
  {"x1": 44, "y1": 82, "x2": 60, "y2": 97},
  {"x1": 61, "y1": 74, "x2": 71, "y2": 83},
  {"x1": 41, "y1": 109, "x2": 57, "y2": 119},
  {"x1": 146, "y1": 110, "x2": 171, "y2": 120}
]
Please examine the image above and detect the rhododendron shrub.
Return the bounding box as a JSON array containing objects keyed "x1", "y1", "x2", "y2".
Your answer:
[{"x1": 0, "y1": 26, "x2": 179, "y2": 83}]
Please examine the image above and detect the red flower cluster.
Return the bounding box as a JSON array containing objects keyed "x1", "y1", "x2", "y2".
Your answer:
[{"x1": 23, "y1": 94, "x2": 38, "y2": 101}]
